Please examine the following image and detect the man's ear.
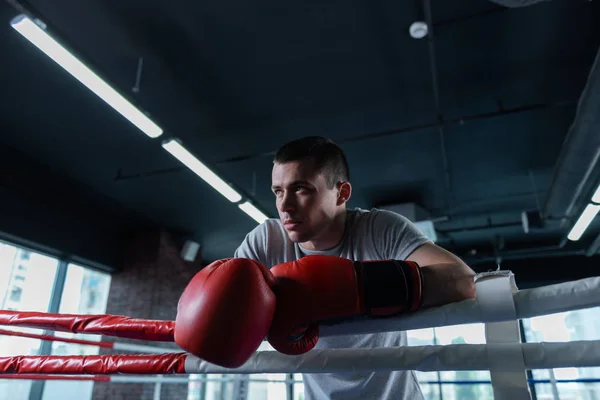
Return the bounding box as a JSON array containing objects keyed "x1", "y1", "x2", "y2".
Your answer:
[{"x1": 337, "y1": 181, "x2": 352, "y2": 205}]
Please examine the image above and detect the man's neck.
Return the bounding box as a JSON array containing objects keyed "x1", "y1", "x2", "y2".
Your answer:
[{"x1": 300, "y1": 210, "x2": 348, "y2": 251}]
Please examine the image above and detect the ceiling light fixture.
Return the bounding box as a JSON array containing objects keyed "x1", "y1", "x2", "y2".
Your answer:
[
  {"x1": 162, "y1": 139, "x2": 242, "y2": 203},
  {"x1": 10, "y1": 14, "x2": 163, "y2": 139},
  {"x1": 238, "y1": 202, "x2": 269, "y2": 224},
  {"x1": 567, "y1": 203, "x2": 600, "y2": 241}
]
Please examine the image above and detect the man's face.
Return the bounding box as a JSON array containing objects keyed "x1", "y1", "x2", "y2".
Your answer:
[{"x1": 271, "y1": 159, "x2": 341, "y2": 244}]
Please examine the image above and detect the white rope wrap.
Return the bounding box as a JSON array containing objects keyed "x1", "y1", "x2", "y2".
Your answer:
[
  {"x1": 319, "y1": 275, "x2": 600, "y2": 337},
  {"x1": 184, "y1": 340, "x2": 600, "y2": 374},
  {"x1": 476, "y1": 272, "x2": 530, "y2": 400}
]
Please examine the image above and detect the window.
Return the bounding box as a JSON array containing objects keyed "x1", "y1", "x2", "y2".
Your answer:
[
  {"x1": 407, "y1": 324, "x2": 494, "y2": 400},
  {"x1": 403, "y1": 307, "x2": 600, "y2": 400},
  {"x1": 281, "y1": 325, "x2": 495, "y2": 400},
  {"x1": 246, "y1": 342, "x2": 289, "y2": 400},
  {"x1": 191, "y1": 341, "x2": 291, "y2": 400},
  {"x1": 522, "y1": 307, "x2": 600, "y2": 400},
  {"x1": 187, "y1": 341, "x2": 295, "y2": 400},
  {"x1": 0, "y1": 242, "x2": 59, "y2": 400},
  {"x1": 0, "y1": 240, "x2": 111, "y2": 400},
  {"x1": 41, "y1": 264, "x2": 111, "y2": 400},
  {"x1": 292, "y1": 374, "x2": 304, "y2": 400}
]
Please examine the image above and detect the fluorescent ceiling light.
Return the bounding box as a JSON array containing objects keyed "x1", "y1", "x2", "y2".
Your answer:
[
  {"x1": 567, "y1": 203, "x2": 600, "y2": 241},
  {"x1": 10, "y1": 15, "x2": 163, "y2": 139},
  {"x1": 238, "y1": 202, "x2": 269, "y2": 224},
  {"x1": 162, "y1": 139, "x2": 242, "y2": 203},
  {"x1": 592, "y1": 182, "x2": 600, "y2": 204}
]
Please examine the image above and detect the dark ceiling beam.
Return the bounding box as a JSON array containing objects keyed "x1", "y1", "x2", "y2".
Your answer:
[
  {"x1": 433, "y1": 6, "x2": 507, "y2": 28},
  {"x1": 214, "y1": 100, "x2": 575, "y2": 165}
]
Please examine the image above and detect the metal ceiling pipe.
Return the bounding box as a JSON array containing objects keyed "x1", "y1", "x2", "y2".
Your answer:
[
  {"x1": 542, "y1": 47, "x2": 600, "y2": 224},
  {"x1": 488, "y1": 0, "x2": 549, "y2": 7}
]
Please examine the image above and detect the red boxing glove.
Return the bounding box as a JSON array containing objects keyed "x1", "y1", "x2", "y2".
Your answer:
[
  {"x1": 267, "y1": 255, "x2": 423, "y2": 355},
  {"x1": 175, "y1": 258, "x2": 276, "y2": 368}
]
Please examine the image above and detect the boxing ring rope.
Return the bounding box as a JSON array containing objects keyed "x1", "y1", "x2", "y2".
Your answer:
[
  {"x1": 0, "y1": 374, "x2": 296, "y2": 384},
  {"x1": 320, "y1": 274, "x2": 600, "y2": 337},
  {"x1": 2, "y1": 340, "x2": 599, "y2": 375},
  {"x1": 0, "y1": 312, "x2": 174, "y2": 342},
  {"x1": 2, "y1": 373, "x2": 599, "y2": 386},
  {"x1": 0, "y1": 328, "x2": 177, "y2": 354},
  {"x1": 1, "y1": 275, "x2": 597, "y2": 341},
  {"x1": 0, "y1": 273, "x2": 599, "y2": 378}
]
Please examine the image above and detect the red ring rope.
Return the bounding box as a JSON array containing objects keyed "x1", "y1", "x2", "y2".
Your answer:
[
  {"x1": 0, "y1": 328, "x2": 115, "y2": 348},
  {"x1": 0, "y1": 309, "x2": 186, "y2": 375},
  {"x1": 0, "y1": 374, "x2": 110, "y2": 381},
  {"x1": 0, "y1": 353, "x2": 188, "y2": 375},
  {"x1": 0, "y1": 310, "x2": 174, "y2": 342}
]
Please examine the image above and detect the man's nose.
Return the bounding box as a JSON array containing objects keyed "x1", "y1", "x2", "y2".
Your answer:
[{"x1": 279, "y1": 191, "x2": 296, "y2": 213}]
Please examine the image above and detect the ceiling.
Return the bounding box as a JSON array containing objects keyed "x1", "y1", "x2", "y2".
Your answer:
[{"x1": 1, "y1": 0, "x2": 599, "y2": 283}]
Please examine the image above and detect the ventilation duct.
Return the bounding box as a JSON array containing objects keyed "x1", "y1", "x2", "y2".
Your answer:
[{"x1": 542, "y1": 47, "x2": 600, "y2": 224}]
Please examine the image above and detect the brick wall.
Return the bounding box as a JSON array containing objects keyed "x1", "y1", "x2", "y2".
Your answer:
[{"x1": 92, "y1": 229, "x2": 203, "y2": 400}]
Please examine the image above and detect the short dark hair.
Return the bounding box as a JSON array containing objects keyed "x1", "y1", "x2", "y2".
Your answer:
[{"x1": 274, "y1": 136, "x2": 349, "y2": 188}]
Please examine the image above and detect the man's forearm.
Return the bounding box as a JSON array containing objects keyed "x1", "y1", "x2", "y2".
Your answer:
[{"x1": 420, "y1": 262, "x2": 476, "y2": 308}]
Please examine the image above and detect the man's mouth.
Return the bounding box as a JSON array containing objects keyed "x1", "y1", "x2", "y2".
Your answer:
[{"x1": 284, "y1": 220, "x2": 301, "y2": 229}]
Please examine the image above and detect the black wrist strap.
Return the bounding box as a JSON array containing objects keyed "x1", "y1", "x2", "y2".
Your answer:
[{"x1": 355, "y1": 260, "x2": 418, "y2": 316}]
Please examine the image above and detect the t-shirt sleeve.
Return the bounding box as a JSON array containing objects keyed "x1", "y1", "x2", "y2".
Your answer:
[
  {"x1": 234, "y1": 222, "x2": 268, "y2": 264},
  {"x1": 371, "y1": 209, "x2": 432, "y2": 261}
]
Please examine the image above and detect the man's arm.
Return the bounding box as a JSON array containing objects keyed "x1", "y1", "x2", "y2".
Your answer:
[{"x1": 406, "y1": 242, "x2": 476, "y2": 308}]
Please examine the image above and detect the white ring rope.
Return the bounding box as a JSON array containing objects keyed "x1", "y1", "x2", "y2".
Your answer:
[
  {"x1": 319, "y1": 275, "x2": 600, "y2": 337},
  {"x1": 0, "y1": 273, "x2": 598, "y2": 383},
  {"x1": 183, "y1": 340, "x2": 600, "y2": 374},
  {"x1": 180, "y1": 273, "x2": 600, "y2": 377}
]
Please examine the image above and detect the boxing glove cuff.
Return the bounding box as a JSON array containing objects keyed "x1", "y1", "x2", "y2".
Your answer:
[{"x1": 355, "y1": 260, "x2": 424, "y2": 316}]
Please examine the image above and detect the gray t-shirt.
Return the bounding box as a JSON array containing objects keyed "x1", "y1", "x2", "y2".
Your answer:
[{"x1": 234, "y1": 207, "x2": 431, "y2": 400}]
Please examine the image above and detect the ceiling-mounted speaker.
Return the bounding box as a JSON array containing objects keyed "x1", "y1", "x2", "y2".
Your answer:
[{"x1": 181, "y1": 240, "x2": 201, "y2": 262}]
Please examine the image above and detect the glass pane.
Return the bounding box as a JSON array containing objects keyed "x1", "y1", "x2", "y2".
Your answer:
[
  {"x1": 407, "y1": 328, "x2": 440, "y2": 382},
  {"x1": 434, "y1": 324, "x2": 490, "y2": 382},
  {"x1": 417, "y1": 383, "x2": 440, "y2": 400},
  {"x1": 293, "y1": 382, "x2": 305, "y2": 400},
  {"x1": 441, "y1": 383, "x2": 494, "y2": 400},
  {"x1": 0, "y1": 245, "x2": 58, "y2": 312},
  {"x1": 533, "y1": 383, "x2": 557, "y2": 400},
  {"x1": 522, "y1": 308, "x2": 600, "y2": 383},
  {"x1": 407, "y1": 327, "x2": 435, "y2": 346},
  {"x1": 246, "y1": 342, "x2": 293, "y2": 399},
  {"x1": 557, "y1": 381, "x2": 600, "y2": 399},
  {"x1": 220, "y1": 380, "x2": 235, "y2": 399},
  {"x1": 0, "y1": 243, "x2": 59, "y2": 400},
  {"x1": 41, "y1": 265, "x2": 112, "y2": 400},
  {"x1": 187, "y1": 376, "x2": 205, "y2": 400},
  {"x1": 204, "y1": 374, "x2": 224, "y2": 400},
  {"x1": 247, "y1": 381, "x2": 287, "y2": 400}
]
